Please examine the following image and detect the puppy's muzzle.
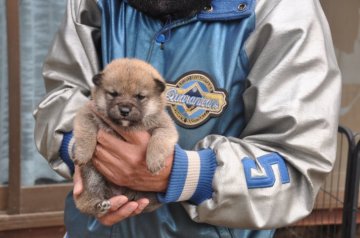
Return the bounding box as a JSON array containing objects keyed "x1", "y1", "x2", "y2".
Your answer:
[{"x1": 119, "y1": 106, "x2": 131, "y2": 117}]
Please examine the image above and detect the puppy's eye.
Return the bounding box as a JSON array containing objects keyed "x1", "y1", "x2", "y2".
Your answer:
[
  {"x1": 135, "y1": 94, "x2": 146, "y2": 100},
  {"x1": 107, "y1": 91, "x2": 119, "y2": 97}
]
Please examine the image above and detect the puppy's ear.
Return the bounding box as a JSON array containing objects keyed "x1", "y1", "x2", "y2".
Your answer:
[
  {"x1": 154, "y1": 78, "x2": 166, "y2": 93},
  {"x1": 92, "y1": 73, "x2": 103, "y2": 86}
]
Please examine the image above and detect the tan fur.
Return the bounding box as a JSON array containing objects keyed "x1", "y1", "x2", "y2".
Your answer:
[{"x1": 73, "y1": 58, "x2": 178, "y2": 216}]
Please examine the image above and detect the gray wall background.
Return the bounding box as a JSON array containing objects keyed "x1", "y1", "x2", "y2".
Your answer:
[{"x1": 0, "y1": 0, "x2": 67, "y2": 185}]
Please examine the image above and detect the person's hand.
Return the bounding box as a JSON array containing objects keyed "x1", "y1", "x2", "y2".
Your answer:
[
  {"x1": 73, "y1": 165, "x2": 83, "y2": 200},
  {"x1": 72, "y1": 165, "x2": 150, "y2": 226},
  {"x1": 97, "y1": 196, "x2": 149, "y2": 226},
  {"x1": 93, "y1": 129, "x2": 174, "y2": 192}
]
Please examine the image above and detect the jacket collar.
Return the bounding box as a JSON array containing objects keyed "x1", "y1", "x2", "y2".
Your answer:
[
  {"x1": 122, "y1": 0, "x2": 255, "y2": 21},
  {"x1": 198, "y1": 0, "x2": 255, "y2": 21}
]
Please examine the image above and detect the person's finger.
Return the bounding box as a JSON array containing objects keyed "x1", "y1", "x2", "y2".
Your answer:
[
  {"x1": 93, "y1": 159, "x2": 121, "y2": 185},
  {"x1": 108, "y1": 195, "x2": 129, "y2": 212},
  {"x1": 97, "y1": 127, "x2": 150, "y2": 147},
  {"x1": 94, "y1": 143, "x2": 134, "y2": 170},
  {"x1": 73, "y1": 165, "x2": 83, "y2": 198},
  {"x1": 96, "y1": 130, "x2": 137, "y2": 154},
  {"x1": 94, "y1": 143, "x2": 119, "y2": 164},
  {"x1": 115, "y1": 129, "x2": 151, "y2": 145},
  {"x1": 98, "y1": 201, "x2": 139, "y2": 226},
  {"x1": 131, "y1": 198, "x2": 149, "y2": 216},
  {"x1": 96, "y1": 130, "x2": 146, "y2": 162},
  {"x1": 92, "y1": 150, "x2": 130, "y2": 186}
]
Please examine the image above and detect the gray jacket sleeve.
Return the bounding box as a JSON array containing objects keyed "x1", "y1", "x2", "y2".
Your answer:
[
  {"x1": 33, "y1": 0, "x2": 101, "y2": 178},
  {"x1": 183, "y1": 0, "x2": 341, "y2": 229}
]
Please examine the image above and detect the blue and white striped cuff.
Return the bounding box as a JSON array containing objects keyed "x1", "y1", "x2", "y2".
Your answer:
[
  {"x1": 157, "y1": 145, "x2": 217, "y2": 205},
  {"x1": 59, "y1": 131, "x2": 75, "y2": 176}
]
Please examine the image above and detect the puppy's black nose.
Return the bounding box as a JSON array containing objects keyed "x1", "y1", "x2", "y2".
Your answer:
[{"x1": 120, "y1": 107, "x2": 131, "y2": 117}]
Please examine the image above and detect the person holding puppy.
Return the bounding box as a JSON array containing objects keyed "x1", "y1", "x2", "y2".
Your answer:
[{"x1": 34, "y1": 0, "x2": 341, "y2": 237}]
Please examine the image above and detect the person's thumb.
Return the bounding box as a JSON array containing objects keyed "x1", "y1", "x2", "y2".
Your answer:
[{"x1": 73, "y1": 165, "x2": 83, "y2": 198}]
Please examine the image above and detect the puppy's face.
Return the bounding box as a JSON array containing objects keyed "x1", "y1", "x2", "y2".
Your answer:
[{"x1": 92, "y1": 59, "x2": 166, "y2": 127}]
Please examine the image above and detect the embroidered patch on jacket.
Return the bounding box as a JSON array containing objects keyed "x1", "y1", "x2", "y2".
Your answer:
[
  {"x1": 242, "y1": 153, "x2": 290, "y2": 189},
  {"x1": 165, "y1": 71, "x2": 228, "y2": 128}
]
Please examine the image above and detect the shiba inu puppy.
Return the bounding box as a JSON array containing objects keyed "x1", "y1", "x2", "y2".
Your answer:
[{"x1": 73, "y1": 58, "x2": 178, "y2": 216}]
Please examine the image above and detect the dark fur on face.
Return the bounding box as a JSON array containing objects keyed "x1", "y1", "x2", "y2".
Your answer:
[{"x1": 128, "y1": 0, "x2": 212, "y2": 20}]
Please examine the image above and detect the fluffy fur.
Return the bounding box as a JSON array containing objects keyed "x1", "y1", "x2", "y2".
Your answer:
[
  {"x1": 73, "y1": 58, "x2": 178, "y2": 216},
  {"x1": 128, "y1": 0, "x2": 212, "y2": 20}
]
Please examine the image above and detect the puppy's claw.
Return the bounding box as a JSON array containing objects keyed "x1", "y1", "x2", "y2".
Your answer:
[{"x1": 96, "y1": 200, "x2": 111, "y2": 216}]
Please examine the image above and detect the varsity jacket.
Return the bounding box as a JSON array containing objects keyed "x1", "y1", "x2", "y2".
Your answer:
[{"x1": 33, "y1": 0, "x2": 341, "y2": 237}]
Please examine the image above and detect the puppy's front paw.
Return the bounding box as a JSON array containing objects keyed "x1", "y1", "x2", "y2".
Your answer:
[
  {"x1": 73, "y1": 153, "x2": 91, "y2": 166},
  {"x1": 96, "y1": 200, "x2": 111, "y2": 216},
  {"x1": 146, "y1": 156, "x2": 165, "y2": 174},
  {"x1": 73, "y1": 144, "x2": 94, "y2": 166}
]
